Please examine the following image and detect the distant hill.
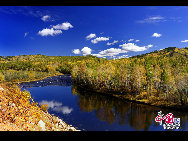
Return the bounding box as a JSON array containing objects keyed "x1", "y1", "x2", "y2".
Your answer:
[{"x1": 131, "y1": 47, "x2": 188, "y2": 59}]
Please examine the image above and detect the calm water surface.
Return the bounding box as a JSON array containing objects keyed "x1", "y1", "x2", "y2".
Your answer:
[{"x1": 18, "y1": 75, "x2": 188, "y2": 131}]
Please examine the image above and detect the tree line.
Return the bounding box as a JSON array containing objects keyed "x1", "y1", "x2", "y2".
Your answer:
[
  {"x1": 0, "y1": 47, "x2": 187, "y2": 106},
  {"x1": 71, "y1": 47, "x2": 188, "y2": 106}
]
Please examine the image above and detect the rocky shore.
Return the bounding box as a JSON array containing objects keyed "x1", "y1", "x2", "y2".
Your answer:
[{"x1": 0, "y1": 84, "x2": 79, "y2": 131}]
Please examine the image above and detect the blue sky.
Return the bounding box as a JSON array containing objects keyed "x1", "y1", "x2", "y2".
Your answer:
[{"x1": 1, "y1": 6, "x2": 188, "y2": 58}]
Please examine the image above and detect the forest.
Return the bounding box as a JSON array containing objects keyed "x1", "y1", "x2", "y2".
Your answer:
[{"x1": 0, "y1": 47, "x2": 187, "y2": 107}]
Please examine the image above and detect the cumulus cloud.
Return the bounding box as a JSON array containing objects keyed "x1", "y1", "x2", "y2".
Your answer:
[
  {"x1": 72, "y1": 49, "x2": 81, "y2": 54},
  {"x1": 72, "y1": 47, "x2": 92, "y2": 56},
  {"x1": 41, "y1": 15, "x2": 51, "y2": 22},
  {"x1": 38, "y1": 28, "x2": 62, "y2": 36},
  {"x1": 81, "y1": 47, "x2": 92, "y2": 55},
  {"x1": 181, "y1": 40, "x2": 188, "y2": 42},
  {"x1": 135, "y1": 40, "x2": 140, "y2": 42},
  {"x1": 38, "y1": 22, "x2": 73, "y2": 37},
  {"x1": 106, "y1": 40, "x2": 118, "y2": 46},
  {"x1": 53, "y1": 22, "x2": 73, "y2": 30},
  {"x1": 119, "y1": 43, "x2": 148, "y2": 52},
  {"x1": 86, "y1": 33, "x2": 96, "y2": 40},
  {"x1": 92, "y1": 42, "x2": 153, "y2": 58},
  {"x1": 92, "y1": 48, "x2": 127, "y2": 58},
  {"x1": 99, "y1": 48, "x2": 127, "y2": 56},
  {"x1": 152, "y1": 33, "x2": 162, "y2": 38},
  {"x1": 91, "y1": 37, "x2": 109, "y2": 44},
  {"x1": 39, "y1": 100, "x2": 73, "y2": 114}
]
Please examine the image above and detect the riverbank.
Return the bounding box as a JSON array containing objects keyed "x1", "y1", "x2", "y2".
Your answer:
[
  {"x1": 113, "y1": 94, "x2": 188, "y2": 113},
  {"x1": 73, "y1": 84, "x2": 188, "y2": 113},
  {"x1": 0, "y1": 84, "x2": 79, "y2": 131},
  {"x1": 4, "y1": 72, "x2": 63, "y2": 84}
]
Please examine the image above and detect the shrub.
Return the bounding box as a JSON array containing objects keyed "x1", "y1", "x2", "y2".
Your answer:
[
  {"x1": 40, "y1": 104, "x2": 49, "y2": 112},
  {"x1": 0, "y1": 72, "x2": 5, "y2": 82}
]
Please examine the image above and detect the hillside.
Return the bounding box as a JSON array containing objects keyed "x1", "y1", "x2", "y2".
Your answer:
[
  {"x1": 0, "y1": 47, "x2": 187, "y2": 107},
  {"x1": 132, "y1": 47, "x2": 188, "y2": 59},
  {"x1": 70, "y1": 47, "x2": 188, "y2": 107}
]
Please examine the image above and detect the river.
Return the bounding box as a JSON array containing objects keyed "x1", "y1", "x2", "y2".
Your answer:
[{"x1": 18, "y1": 75, "x2": 188, "y2": 131}]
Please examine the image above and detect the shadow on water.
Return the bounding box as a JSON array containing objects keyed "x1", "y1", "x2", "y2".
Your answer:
[
  {"x1": 18, "y1": 75, "x2": 188, "y2": 131},
  {"x1": 72, "y1": 85, "x2": 188, "y2": 131},
  {"x1": 18, "y1": 75, "x2": 72, "y2": 88}
]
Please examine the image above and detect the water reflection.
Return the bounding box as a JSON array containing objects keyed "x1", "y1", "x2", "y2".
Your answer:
[
  {"x1": 19, "y1": 75, "x2": 188, "y2": 131},
  {"x1": 72, "y1": 85, "x2": 188, "y2": 131},
  {"x1": 39, "y1": 100, "x2": 73, "y2": 114}
]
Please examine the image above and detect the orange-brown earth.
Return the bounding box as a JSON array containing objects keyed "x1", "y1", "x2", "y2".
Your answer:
[{"x1": 0, "y1": 84, "x2": 79, "y2": 131}]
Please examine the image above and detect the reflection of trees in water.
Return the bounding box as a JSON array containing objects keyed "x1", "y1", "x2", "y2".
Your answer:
[
  {"x1": 20, "y1": 76, "x2": 188, "y2": 131},
  {"x1": 72, "y1": 85, "x2": 156, "y2": 130},
  {"x1": 72, "y1": 85, "x2": 188, "y2": 131},
  {"x1": 127, "y1": 104, "x2": 154, "y2": 130},
  {"x1": 76, "y1": 91, "x2": 116, "y2": 125}
]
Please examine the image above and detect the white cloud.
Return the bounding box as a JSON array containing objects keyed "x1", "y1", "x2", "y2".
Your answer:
[
  {"x1": 148, "y1": 16, "x2": 164, "y2": 20},
  {"x1": 39, "y1": 100, "x2": 62, "y2": 108},
  {"x1": 135, "y1": 40, "x2": 140, "y2": 42},
  {"x1": 119, "y1": 43, "x2": 147, "y2": 52},
  {"x1": 106, "y1": 40, "x2": 118, "y2": 46},
  {"x1": 91, "y1": 37, "x2": 109, "y2": 44},
  {"x1": 53, "y1": 106, "x2": 73, "y2": 114},
  {"x1": 72, "y1": 49, "x2": 81, "y2": 54},
  {"x1": 38, "y1": 28, "x2": 62, "y2": 36},
  {"x1": 53, "y1": 22, "x2": 73, "y2": 30},
  {"x1": 147, "y1": 44, "x2": 153, "y2": 48},
  {"x1": 181, "y1": 40, "x2": 188, "y2": 42},
  {"x1": 86, "y1": 33, "x2": 96, "y2": 40},
  {"x1": 137, "y1": 16, "x2": 166, "y2": 23},
  {"x1": 99, "y1": 48, "x2": 127, "y2": 56},
  {"x1": 128, "y1": 39, "x2": 134, "y2": 42},
  {"x1": 152, "y1": 33, "x2": 162, "y2": 38},
  {"x1": 72, "y1": 47, "x2": 92, "y2": 56},
  {"x1": 81, "y1": 47, "x2": 92, "y2": 55},
  {"x1": 117, "y1": 54, "x2": 129, "y2": 59},
  {"x1": 91, "y1": 54, "x2": 105, "y2": 58},
  {"x1": 38, "y1": 22, "x2": 73, "y2": 37},
  {"x1": 24, "y1": 32, "x2": 29, "y2": 37},
  {"x1": 41, "y1": 15, "x2": 51, "y2": 22},
  {"x1": 39, "y1": 100, "x2": 73, "y2": 115},
  {"x1": 92, "y1": 48, "x2": 128, "y2": 58},
  {"x1": 137, "y1": 16, "x2": 183, "y2": 23},
  {"x1": 91, "y1": 42, "x2": 153, "y2": 58}
]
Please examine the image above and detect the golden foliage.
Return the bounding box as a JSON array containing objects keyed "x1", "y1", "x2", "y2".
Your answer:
[{"x1": 0, "y1": 84, "x2": 78, "y2": 131}]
